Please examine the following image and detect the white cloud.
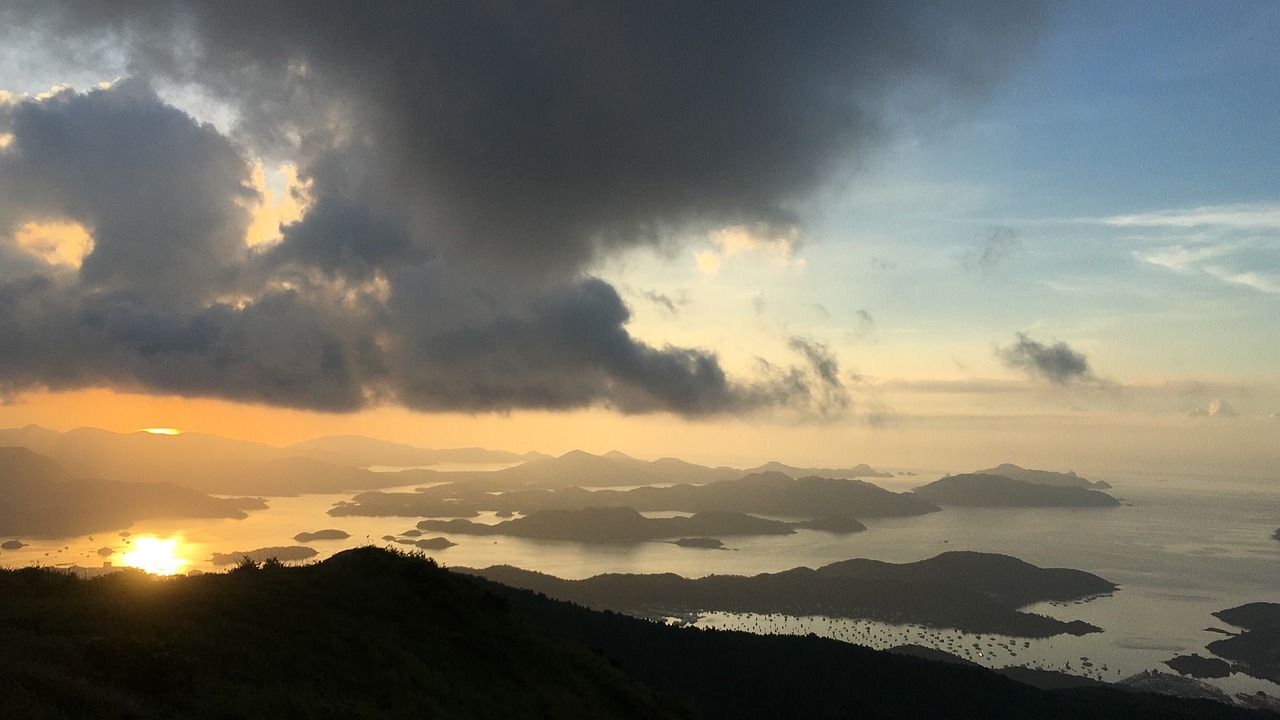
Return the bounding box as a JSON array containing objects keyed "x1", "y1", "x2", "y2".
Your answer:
[
  {"x1": 1189, "y1": 399, "x2": 1239, "y2": 418},
  {"x1": 696, "y1": 223, "x2": 804, "y2": 275},
  {"x1": 1134, "y1": 243, "x2": 1237, "y2": 274},
  {"x1": 1202, "y1": 266, "x2": 1280, "y2": 294},
  {"x1": 1110, "y1": 203, "x2": 1280, "y2": 294},
  {"x1": 1093, "y1": 202, "x2": 1280, "y2": 230}
]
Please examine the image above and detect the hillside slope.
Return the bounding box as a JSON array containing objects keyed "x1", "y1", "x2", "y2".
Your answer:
[{"x1": 0, "y1": 547, "x2": 1269, "y2": 720}]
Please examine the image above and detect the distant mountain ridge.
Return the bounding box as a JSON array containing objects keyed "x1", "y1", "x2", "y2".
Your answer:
[
  {"x1": 0, "y1": 446, "x2": 263, "y2": 538},
  {"x1": 451, "y1": 449, "x2": 743, "y2": 489},
  {"x1": 974, "y1": 463, "x2": 1112, "y2": 489},
  {"x1": 745, "y1": 460, "x2": 893, "y2": 478},
  {"x1": 913, "y1": 473, "x2": 1120, "y2": 508},
  {"x1": 286, "y1": 434, "x2": 545, "y2": 467},
  {"x1": 0, "y1": 427, "x2": 896, "y2": 501},
  {"x1": 420, "y1": 449, "x2": 897, "y2": 491},
  {"x1": 0, "y1": 426, "x2": 538, "y2": 496}
]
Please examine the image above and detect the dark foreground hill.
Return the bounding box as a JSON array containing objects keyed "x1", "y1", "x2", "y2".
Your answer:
[{"x1": 0, "y1": 548, "x2": 1270, "y2": 720}]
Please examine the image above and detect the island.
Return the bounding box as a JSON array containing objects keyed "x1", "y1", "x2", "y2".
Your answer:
[
  {"x1": 1205, "y1": 602, "x2": 1280, "y2": 684},
  {"x1": 333, "y1": 470, "x2": 938, "y2": 521},
  {"x1": 392, "y1": 536, "x2": 457, "y2": 551},
  {"x1": 465, "y1": 550, "x2": 1116, "y2": 638},
  {"x1": 1164, "y1": 654, "x2": 1232, "y2": 679},
  {"x1": 913, "y1": 473, "x2": 1120, "y2": 508},
  {"x1": 672, "y1": 537, "x2": 725, "y2": 549},
  {"x1": 742, "y1": 461, "x2": 893, "y2": 479},
  {"x1": 414, "y1": 507, "x2": 840, "y2": 543},
  {"x1": 293, "y1": 529, "x2": 351, "y2": 542},
  {"x1": 973, "y1": 463, "x2": 1112, "y2": 489}
]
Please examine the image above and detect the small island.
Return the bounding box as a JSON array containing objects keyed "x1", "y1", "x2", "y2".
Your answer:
[
  {"x1": 392, "y1": 536, "x2": 456, "y2": 551},
  {"x1": 1164, "y1": 654, "x2": 1232, "y2": 679},
  {"x1": 293, "y1": 529, "x2": 351, "y2": 542},
  {"x1": 672, "y1": 537, "x2": 724, "y2": 549}
]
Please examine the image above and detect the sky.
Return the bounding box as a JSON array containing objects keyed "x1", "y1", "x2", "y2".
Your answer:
[{"x1": 0, "y1": 2, "x2": 1276, "y2": 477}]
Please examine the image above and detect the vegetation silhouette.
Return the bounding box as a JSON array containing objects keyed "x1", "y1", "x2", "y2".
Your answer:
[
  {"x1": 209, "y1": 546, "x2": 317, "y2": 566},
  {"x1": 0, "y1": 547, "x2": 1267, "y2": 719}
]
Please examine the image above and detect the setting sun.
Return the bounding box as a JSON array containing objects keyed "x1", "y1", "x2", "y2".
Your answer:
[
  {"x1": 117, "y1": 537, "x2": 189, "y2": 575},
  {"x1": 142, "y1": 427, "x2": 183, "y2": 436}
]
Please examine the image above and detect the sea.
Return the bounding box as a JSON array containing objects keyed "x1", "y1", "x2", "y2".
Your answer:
[{"x1": 4, "y1": 465, "x2": 1278, "y2": 698}]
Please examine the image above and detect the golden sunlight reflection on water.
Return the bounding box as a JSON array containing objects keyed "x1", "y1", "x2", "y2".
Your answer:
[{"x1": 117, "y1": 536, "x2": 189, "y2": 575}]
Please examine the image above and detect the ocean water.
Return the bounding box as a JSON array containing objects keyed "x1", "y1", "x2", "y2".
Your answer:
[{"x1": 3, "y1": 469, "x2": 1277, "y2": 696}]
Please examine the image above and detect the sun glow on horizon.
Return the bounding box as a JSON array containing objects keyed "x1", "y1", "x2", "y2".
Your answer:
[
  {"x1": 117, "y1": 537, "x2": 189, "y2": 575},
  {"x1": 141, "y1": 427, "x2": 183, "y2": 435}
]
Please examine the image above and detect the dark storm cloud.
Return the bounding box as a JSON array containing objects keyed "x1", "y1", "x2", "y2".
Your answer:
[
  {"x1": 0, "y1": 79, "x2": 254, "y2": 307},
  {"x1": 9, "y1": 1, "x2": 1051, "y2": 275},
  {"x1": 0, "y1": 2, "x2": 1053, "y2": 416},
  {"x1": 997, "y1": 332, "x2": 1095, "y2": 385},
  {"x1": 786, "y1": 336, "x2": 850, "y2": 416},
  {"x1": 0, "y1": 278, "x2": 374, "y2": 410}
]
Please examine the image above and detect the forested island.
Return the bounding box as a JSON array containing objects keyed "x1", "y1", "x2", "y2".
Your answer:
[
  {"x1": 332, "y1": 470, "x2": 937, "y2": 520},
  {"x1": 468, "y1": 551, "x2": 1116, "y2": 638},
  {"x1": 1205, "y1": 603, "x2": 1280, "y2": 684},
  {"x1": 913, "y1": 473, "x2": 1120, "y2": 508},
  {"x1": 415, "y1": 507, "x2": 864, "y2": 543}
]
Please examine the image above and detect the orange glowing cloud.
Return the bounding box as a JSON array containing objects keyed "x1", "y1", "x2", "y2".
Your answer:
[{"x1": 14, "y1": 220, "x2": 95, "y2": 268}]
